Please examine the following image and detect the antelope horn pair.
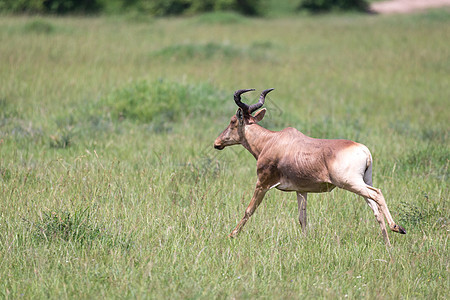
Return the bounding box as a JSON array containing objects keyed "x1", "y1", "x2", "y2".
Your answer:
[{"x1": 234, "y1": 88, "x2": 274, "y2": 115}]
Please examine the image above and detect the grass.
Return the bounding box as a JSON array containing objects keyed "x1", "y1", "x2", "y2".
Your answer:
[{"x1": 0, "y1": 10, "x2": 449, "y2": 299}]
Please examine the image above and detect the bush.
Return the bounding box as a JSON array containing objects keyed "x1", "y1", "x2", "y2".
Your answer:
[
  {"x1": 298, "y1": 0, "x2": 369, "y2": 12},
  {"x1": 0, "y1": 0, "x2": 103, "y2": 14},
  {"x1": 121, "y1": 0, "x2": 266, "y2": 16},
  {"x1": 23, "y1": 18, "x2": 56, "y2": 33},
  {"x1": 0, "y1": 0, "x2": 266, "y2": 16},
  {"x1": 42, "y1": 0, "x2": 103, "y2": 14},
  {"x1": 0, "y1": 0, "x2": 44, "y2": 13},
  {"x1": 99, "y1": 79, "x2": 231, "y2": 127},
  {"x1": 193, "y1": 11, "x2": 246, "y2": 24}
]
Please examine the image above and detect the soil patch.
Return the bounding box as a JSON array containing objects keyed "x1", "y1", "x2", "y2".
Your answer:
[{"x1": 370, "y1": 0, "x2": 450, "y2": 14}]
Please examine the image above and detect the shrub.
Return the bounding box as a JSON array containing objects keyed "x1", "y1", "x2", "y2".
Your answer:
[
  {"x1": 100, "y1": 79, "x2": 231, "y2": 127},
  {"x1": 0, "y1": 0, "x2": 44, "y2": 13},
  {"x1": 0, "y1": 0, "x2": 103, "y2": 14},
  {"x1": 193, "y1": 11, "x2": 246, "y2": 24},
  {"x1": 23, "y1": 19, "x2": 56, "y2": 33},
  {"x1": 121, "y1": 0, "x2": 266, "y2": 16},
  {"x1": 42, "y1": 0, "x2": 103, "y2": 14},
  {"x1": 0, "y1": 0, "x2": 267, "y2": 15},
  {"x1": 298, "y1": 0, "x2": 369, "y2": 12}
]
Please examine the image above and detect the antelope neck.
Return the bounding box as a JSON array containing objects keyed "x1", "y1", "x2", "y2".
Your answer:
[{"x1": 241, "y1": 124, "x2": 275, "y2": 160}]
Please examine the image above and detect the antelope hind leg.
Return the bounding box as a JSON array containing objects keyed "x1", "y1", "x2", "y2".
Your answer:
[
  {"x1": 297, "y1": 192, "x2": 307, "y2": 234},
  {"x1": 346, "y1": 183, "x2": 406, "y2": 235},
  {"x1": 365, "y1": 198, "x2": 391, "y2": 247},
  {"x1": 366, "y1": 185, "x2": 406, "y2": 234}
]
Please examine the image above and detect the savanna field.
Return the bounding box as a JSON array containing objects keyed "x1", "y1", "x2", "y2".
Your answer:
[{"x1": 0, "y1": 9, "x2": 449, "y2": 299}]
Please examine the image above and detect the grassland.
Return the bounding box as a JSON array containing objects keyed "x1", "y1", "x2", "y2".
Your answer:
[{"x1": 0, "y1": 10, "x2": 449, "y2": 299}]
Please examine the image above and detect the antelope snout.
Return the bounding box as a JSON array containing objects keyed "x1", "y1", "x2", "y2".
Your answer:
[{"x1": 214, "y1": 143, "x2": 224, "y2": 150}]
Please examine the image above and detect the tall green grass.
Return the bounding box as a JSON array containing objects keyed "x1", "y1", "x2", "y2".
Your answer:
[{"x1": 0, "y1": 11, "x2": 449, "y2": 299}]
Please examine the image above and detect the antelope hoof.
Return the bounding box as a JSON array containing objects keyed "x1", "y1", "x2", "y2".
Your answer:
[
  {"x1": 228, "y1": 231, "x2": 238, "y2": 238},
  {"x1": 392, "y1": 224, "x2": 407, "y2": 234}
]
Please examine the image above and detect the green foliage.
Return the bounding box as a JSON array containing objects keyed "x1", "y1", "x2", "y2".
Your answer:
[
  {"x1": 0, "y1": 0, "x2": 267, "y2": 15},
  {"x1": 193, "y1": 11, "x2": 246, "y2": 24},
  {"x1": 99, "y1": 79, "x2": 229, "y2": 129},
  {"x1": 23, "y1": 18, "x2": 56, "y2": 33},
  {"x1": 42, "y1": 0, "x2": 103, "y2": 14},
  {"x1": 0, "y1": 0, "x2": 44, "y2": 13},
  {"x1": 120, "y1": 0, "x2": 266, "y2": 16},
  {"x1": 227, "y1": 0, "x2": 264, "y2": 16},
  {"x1": 122, "y1": 0, "x2": 190, "y2": 16},
  {"x1": 0, "y1": 0, "x2": 103, "y2": 14},
  {"x1": 298, "y1": 0, "x2": 369, "y2": 12}
]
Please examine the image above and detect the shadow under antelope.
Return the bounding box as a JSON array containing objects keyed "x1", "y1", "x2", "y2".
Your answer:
[{"x1": 214, "y1": 89, "x2": 406, "y2": 246}]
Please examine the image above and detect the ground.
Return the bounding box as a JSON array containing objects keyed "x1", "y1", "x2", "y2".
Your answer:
[{"x1": 371, "y1": 0, "x2": 450, "y2": 14}]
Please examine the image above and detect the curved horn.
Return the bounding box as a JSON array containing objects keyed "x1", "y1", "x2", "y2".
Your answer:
[
  {"x1": 248, "y1": 88, "x2": 274, "y2": 114},
  {"x1": 234, "y1": 89, "x2": 255, "y2": 112}
]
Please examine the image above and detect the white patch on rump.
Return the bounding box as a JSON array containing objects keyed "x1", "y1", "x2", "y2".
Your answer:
[{"x1": 329, "y1": 143, "x2": 370, "y2": 188}]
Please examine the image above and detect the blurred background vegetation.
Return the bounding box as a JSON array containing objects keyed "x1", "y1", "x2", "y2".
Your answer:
[{"x1": 0, "y1": 0, "x2": 374, "y2": 15}]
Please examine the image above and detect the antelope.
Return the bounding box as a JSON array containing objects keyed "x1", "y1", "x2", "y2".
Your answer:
[{"x1": 214, "y1": 89, "x2": 406, "y2": 246}]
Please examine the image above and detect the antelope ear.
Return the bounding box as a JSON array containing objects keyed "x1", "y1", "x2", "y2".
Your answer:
[
  {"x1": 236, "y1": 108, "x2": 244, "y2": 125},
  {"x1": 253, "y1": 108, "x2": 266, "y2": 123}
]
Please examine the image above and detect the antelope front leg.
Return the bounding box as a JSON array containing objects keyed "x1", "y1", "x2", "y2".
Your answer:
[
  {"x1": 297, "y1": 192, "x2": 307, "y2": 234},
  {"x1": 229, "y1": 184, "x2": 268, "y2": 238}
]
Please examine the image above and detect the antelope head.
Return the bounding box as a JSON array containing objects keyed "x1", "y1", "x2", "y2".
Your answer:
[{"x1": 214, "y1": 88, "x2": 274, "y2": 150}]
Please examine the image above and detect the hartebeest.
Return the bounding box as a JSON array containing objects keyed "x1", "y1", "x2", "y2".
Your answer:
[{"x1": 214, "y1": 89, "x2": 406, "y2": 246}]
